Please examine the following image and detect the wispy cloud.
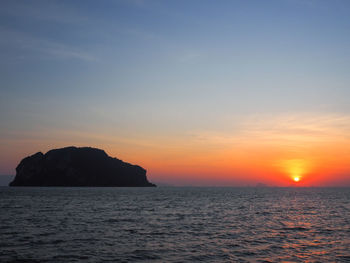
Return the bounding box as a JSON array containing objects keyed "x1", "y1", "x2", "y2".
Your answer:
[
  {"x1": 0, "y1": 1, "x2": 97, "y2": 62},
  {"x1": 177, "y1": 50, "x2": 203, "y2": 63},
  {"x1": 190, "y1": 113, "x2": 350, "y2": 148},
  {"x1": 35, "y1": 42, "x2": 97, "y2": 62},
  {"x1": 1, "y1": 0, "x2": 88, "y2": 25},
  {"x1": 0, "y1": 28, "x2": 96, "y2": 62},
  {"x1": 124, "y1": 0, "x2": 147, "y2": 8},
  {"x1": 240, "y1": 113, "x2": 350, "y2": 142}
]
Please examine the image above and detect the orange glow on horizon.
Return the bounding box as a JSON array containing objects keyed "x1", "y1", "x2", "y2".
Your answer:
[
  {"x1": 93, "y1": 126, "x2": 350, "y2": 186},
  {"x1": 2, "y1": 113, "x2": 350, "y2": 186}
]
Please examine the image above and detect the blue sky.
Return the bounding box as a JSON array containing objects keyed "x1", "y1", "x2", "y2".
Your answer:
[{"x1": 1, "y1": 0, "x2": 350, "y2": 185}]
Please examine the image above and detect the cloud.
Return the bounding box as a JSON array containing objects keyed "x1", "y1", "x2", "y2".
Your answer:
[
  {"x1": 0, "y1": 1, "x2": 97, "y2": 62},
  {"x1": 36, "y1": 42, "x2": 97, "y2": 62},
  {"x1": 177, "y1": 50, "x2": 203, "y2": 63},
  {"x1": 124, "y1": 0, "x2": 147, "y2": 8},
  {"x1": 190, "y1": 112, "x2": 350, "y2": 148},
  {"x1": 0, "y1": 28, "x2": 97, "y2": 62},
  {"x1": 241, "y1": 113, "x2": 350, "y2": 143},
  {"x1": 1, "y1": 0, "x2": 88, "y2": 25}
]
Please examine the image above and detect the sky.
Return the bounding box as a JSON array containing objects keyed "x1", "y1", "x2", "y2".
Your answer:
[{"x1": 1, "y1": 0, "x2": 350, "y2": 186}]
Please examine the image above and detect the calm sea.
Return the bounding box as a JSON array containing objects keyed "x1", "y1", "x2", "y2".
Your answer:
[{"x1": 1, "y1": 187, "x2": 350, "y2": 262}]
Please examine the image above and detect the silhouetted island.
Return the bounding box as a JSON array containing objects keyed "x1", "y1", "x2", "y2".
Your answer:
[{"x1": 9, "y1": 146, "x2": 156, "y2": 187}]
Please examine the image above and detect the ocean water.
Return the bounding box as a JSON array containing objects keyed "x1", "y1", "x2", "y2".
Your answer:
[{"x1": 0, "y1": 187, "x2": 350, "y2": 262}]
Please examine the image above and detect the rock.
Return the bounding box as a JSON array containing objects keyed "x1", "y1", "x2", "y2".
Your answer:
[{"x1": 9, "y1": 146, "x2": 156, "y2": 187}]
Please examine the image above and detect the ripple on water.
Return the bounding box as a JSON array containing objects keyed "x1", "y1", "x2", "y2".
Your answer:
[{"x1": 0, "y1": 187, "x2": 350, "y2": 262}]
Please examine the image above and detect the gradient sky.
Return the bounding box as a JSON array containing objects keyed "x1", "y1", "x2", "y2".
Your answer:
[{"x1": 1, "y1": 0, "x2": 350, "y2": 186}]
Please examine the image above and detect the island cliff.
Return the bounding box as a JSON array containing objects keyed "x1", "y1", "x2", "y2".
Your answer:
[{"x1": 9, "y1": 146, "x2": 155, "y2": 187}]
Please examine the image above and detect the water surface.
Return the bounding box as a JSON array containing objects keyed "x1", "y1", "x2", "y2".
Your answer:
[{"x1": 1, "y1": 187, "x2": 350, "y2": 262}]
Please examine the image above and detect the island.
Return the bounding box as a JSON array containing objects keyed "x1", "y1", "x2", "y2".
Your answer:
[{"x1": 9, "y1": 146, "x2": 156, "y2": 187}]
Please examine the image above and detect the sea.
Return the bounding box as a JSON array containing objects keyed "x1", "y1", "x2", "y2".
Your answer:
[{"x1": 0, "y1": 187, "x2": 349, "y2": 262}]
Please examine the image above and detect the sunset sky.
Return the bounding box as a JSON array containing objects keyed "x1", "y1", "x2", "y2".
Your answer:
[{"x1": 1, "y1": 0, "x2": 350, "y2": 186}]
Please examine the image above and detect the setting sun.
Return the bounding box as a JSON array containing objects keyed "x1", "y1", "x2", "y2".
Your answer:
[
  {"x1": 276, "y1": 159, "x2": 310, "y2": 185},
  {"x1": 293, "y1": 176, "x2": 300, "y2": 182}
]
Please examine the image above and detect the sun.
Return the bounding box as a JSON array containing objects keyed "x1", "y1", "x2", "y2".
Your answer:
[
  {"x1": 293, "y1": 176, "x2": 300, "y2": 182},
  {"x1": 277, "y1": 159, "x2": 310, "y2": 184}
]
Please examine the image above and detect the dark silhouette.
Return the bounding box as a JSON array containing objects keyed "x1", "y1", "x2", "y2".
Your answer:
[{"x1": 9, "y1": 146, "x2": 155, "y2": 187}]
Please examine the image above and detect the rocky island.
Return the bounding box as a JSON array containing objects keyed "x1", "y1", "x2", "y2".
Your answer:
[{"x1": 9, "y1": 146, "x2": 155, "y2": 187}]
